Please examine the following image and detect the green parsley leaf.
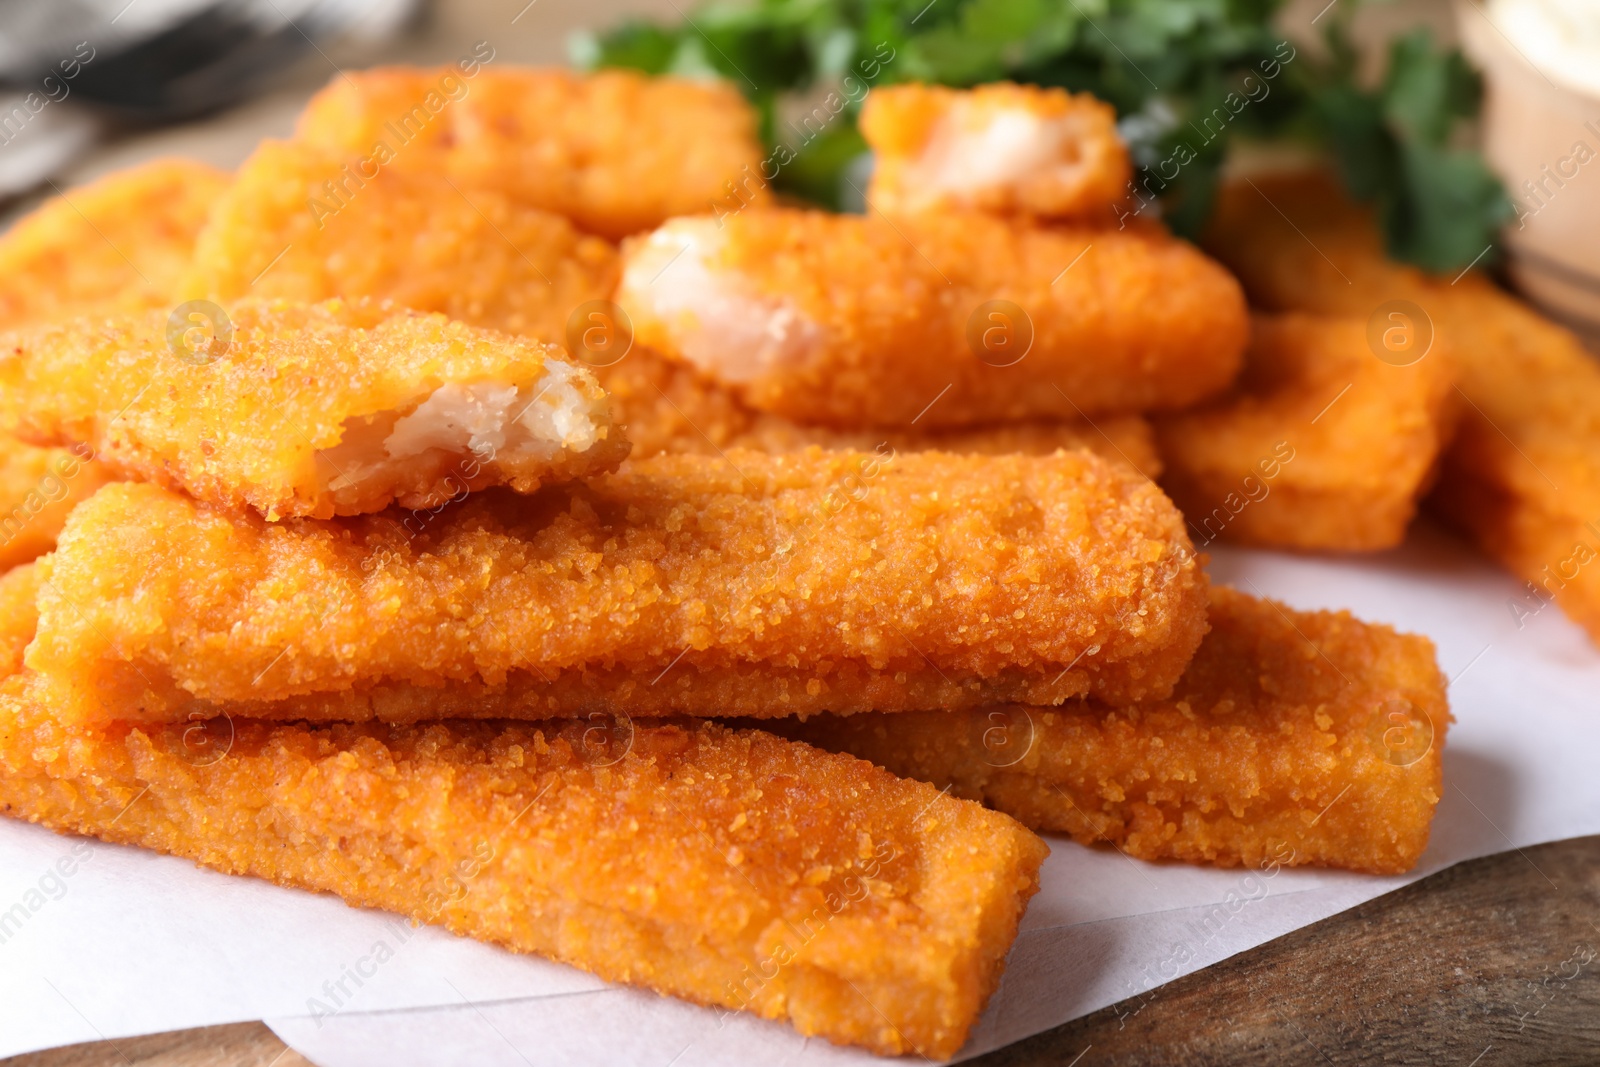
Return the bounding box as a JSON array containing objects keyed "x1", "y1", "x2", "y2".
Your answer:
[{"x1": 576, "y1": 0, "x2": 1510, "y2": 271}]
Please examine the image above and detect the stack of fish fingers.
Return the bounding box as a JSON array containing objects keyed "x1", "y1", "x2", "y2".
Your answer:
[{"x1": 0, "y1": 66, "x2": 1478, "y2": 1060}]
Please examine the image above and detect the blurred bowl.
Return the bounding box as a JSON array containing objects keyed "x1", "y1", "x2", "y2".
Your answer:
[{"x1": 1459, "y1": 0, "x2": 1600, "y2": 345}]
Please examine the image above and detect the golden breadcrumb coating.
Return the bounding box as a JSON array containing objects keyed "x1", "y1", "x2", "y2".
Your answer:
[
  {"x1": 0, "y1": 159, "x2": 229, "y2": 330},
  {"x1": 177, "y1": 140, "x2": 619, "y2": 346},
  {"x1": 0, "y1": 299, "x2": 627, "y2": 519},
  {"x1": 0, "y1": 582, "x2": 1044, "y2": 1058},
  {"x1": 0, "y1": 563, "x2": 39, "y2": 669},
  {"x1": 34, "y1": 449, "x2": 1209, "y2": 724},
  {"x1": 772, "y1": 586, "x2": 1450, "y2": 875},
  {"x1": 1205, "y1": 171, "x2": 1600, "y2": 641},
  {"x1": 617, "y1": 209, "x2": 1247, "y2": 428},
  {"x1": 1154, "y1": 313, "x2": 1458, "y2": 552},
  {"x1": 860, "y1": 82, "x2": 1130, "y2": 221},
  {"x1": 293, "y1": 66, "x2": 768, "y2": 241},
  {"x1": 598, "y1": 347, "x2": 1164, "y2": 475},
  {"x1": 0, "y1": 444, "x2": 114, "y2": 572},
  {"x1": 1203, "y1": 171, "x2": 1423, "y2": 311}
]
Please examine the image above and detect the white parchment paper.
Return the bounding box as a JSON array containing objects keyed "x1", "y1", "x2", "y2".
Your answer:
[{"x1": 4, "y1": 522, "x2": 1596, "y2": 1062}]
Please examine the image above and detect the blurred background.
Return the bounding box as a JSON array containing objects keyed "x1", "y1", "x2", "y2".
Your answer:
[
  {"x1": 2, "y1": 0, "x2": 1459, "y2": 186},
  {"x1": 1, "y1": 0, "x2": 1595, "y2": 342}
]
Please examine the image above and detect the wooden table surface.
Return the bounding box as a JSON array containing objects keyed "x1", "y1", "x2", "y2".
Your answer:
[{"x1": 8, "y1": 835, "x2": 1596, "y2": 1067}]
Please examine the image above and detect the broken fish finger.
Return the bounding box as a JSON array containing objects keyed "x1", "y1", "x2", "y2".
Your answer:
[
  {"x1": 617, "y1": 209, "x2": 1247, "y2": 428},
  {"x1": 0, "y1": 299, "x2": 627, "y2": 519},
  {"x1": 860, "y1": 81, "x2": 1130, "y2": 221}
]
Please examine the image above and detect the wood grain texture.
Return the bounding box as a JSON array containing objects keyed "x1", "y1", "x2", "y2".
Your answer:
[
  {"x1": 0, "y1": 1022, "x2": 311, "y2": 1067},
  {"x1": 6, "y1": 837, "x2": 1598, "y2": 1067},
  {"x1": 972, "y1": 835, "x2": 1600, "y2": 1066}
]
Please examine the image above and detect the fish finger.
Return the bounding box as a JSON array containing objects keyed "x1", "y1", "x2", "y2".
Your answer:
[
  {"x1": 617, "y1": 209, "x2": 1247, "y2": 427},
  {"x1": 1153, "y1": 313, "x2": 1457, "y2": 551},
  {"x1": 597, "y1": 347, "x2": 1164, "y2": 475},
  {"x1": 178, "y1": 140, "x2": 618, "y2": 345},
  {"x1": 770, "y1": 586, "x2": 1451, "y2": 874},
  {"x1": 1204, "y1": 171, "x2": 1600, "y2": 641},
  {"x1": 0, "y1": 567, "x2": 1045, "y2": 1059},
  {"x1": 0, "y1": 299, "x2": 626, "y2": 519},
  {"x1": 0, "y1": 158, "x2": 229, "y2": 329},
  {"x1": 31, "y1": 449, "x2": 1209, "y2": 725},
  {"x1": 0, "y1": 444, "x2": 114, "y2": 572},
  {"x1": 293, "y1": 66, "x2": 768, "y2": 240},
  {"x1": 860, "y1": 82, "x2": 1130, "y2": 221}
]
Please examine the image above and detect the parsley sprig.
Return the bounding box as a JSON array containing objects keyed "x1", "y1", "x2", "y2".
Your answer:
[{"x1": 573, "y1": 0, "x2": 1512, "y2": 272}]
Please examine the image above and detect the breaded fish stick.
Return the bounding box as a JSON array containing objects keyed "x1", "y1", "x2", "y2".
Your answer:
[
  {"x1": 0, "y1": 444, "x2": 114, "y2": 572},
  {"x1": 33, "y1": 449, "x2": 1209, "y2": 724},
  {"x1": 617, "y1": 209, "x2": 1247, "y2": 428},
  {"x1": 0, "y1": 561, "x2": 35, "y2": 665},
  {"x1": 598, "y1": 347, "x2": 1164, "y2": 475},
  {"x1": 0, "y1": 570, "x2": 1045, "y2": 1059},
  {"x1": 0, "y1": 160, "x2": 223, "y2": 565},
  {"x1": 0, "y1": 299, "x2": 626, "y2": 519},
  {"x1": 0, "y1": 162, "x2": 217, "y2": 565},
  {"x1": 1204, "y1": 172, "x2": 1600, "y2": 640},
  {"x1": 178, "y1": 140, "x2": 618, "y2": 345},
  {"x1": 1153, "y1": 313, "x2": 1457, "y2": 551},
  {"x1": 771, "y1": 586, "x2": 1451, "y2": 874},
  {"x1": 1202, "y1": 171, "x2": 1413, "y2": 310},
  {"x1": 293, "y1": 66, "x2": 768, "y2": 241},
  {"x1": 860, "y1": 82, "x2": 1130, "y2": 221},
  {"x1": 0, "y1": 159, "x2": 229, "y2": 330}
]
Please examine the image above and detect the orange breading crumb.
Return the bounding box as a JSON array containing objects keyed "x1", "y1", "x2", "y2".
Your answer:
[
  {"x1": 0, "y1": 299, "x2": 627, "y2": 519},
  {"x1": 0, "y1": 564, "x2": 39, "y2": 668},
  {"x1": 860, "y1": 82, "x2": 1130, "y2": 221},
  {"x1": 33, "y1": 449, "x2": 1209, "y2": 724},
  {"x1": 1153, "y1": 313, "x2": 1458, "y2": 551},
  {"x1": 0, "y1": 159, "x2": 229, "y2": 329},
  {"x1": 0, "y1": 444, "x2": 114, "y2": 572},
  {"x1": 293, "y1": 66, "x2": 768, "y2": 241},
  {"x1": 1202, "y1": 171, "x2": 1414, "y2": 310},
  {"x1": 0, "y1": 573, "x2": 1044, "y2": 1059},
  {"x1": 1204, "y1": 171, "x2": 1600, "y2": 641},
  {"x1": 177, "y1": 140, "x2": 619, "y2": 346},
  {"x1": 617, "y1": 209, "x2": 1247, "y2": 428},
  {"x1": 773, "y1": 586, "x2": 1451, "y2": 874},
  {"x1": 597, "y1": 347, "x2": 1164, "y2": 475}
]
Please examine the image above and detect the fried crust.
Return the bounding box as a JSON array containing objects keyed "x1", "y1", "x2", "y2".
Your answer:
[
  {"x1": 0, "y1": 299, "x2": 627, "y2": 519},
  {"x1": 178, "y1": 140, "x2": 619, "y2": 346},
  {"x1": 1154, "y1": 313, "x2": 1458, "y2": 551},
  {"x1": 32, "y1": 449, "x2": 1209, "y2": 723},
  {"x1": 0, "y1": 444, "x2": 114, "y2": 572},
  {"x1": 0, "y1": 159, "x2": 229, "y2": 330},
  {"x1": 597, "y1": 347, "x2": 1164, "y2": 475},
  {"x1": 1204, "y1": 170, "x2": 1600, "y2": 641},
  {"x1": 293, "y1": 66, "x2": 768, "y2": 240},
  {"x1": 0, "y1": 566, "x2": 1044, "y2": 1059},
  {"x1": 618, "y1": 209, "x2": 1247, "y2": 427},
  {"x1": 771, "y1": 586, "x2": 1451, "y2": 874}
]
